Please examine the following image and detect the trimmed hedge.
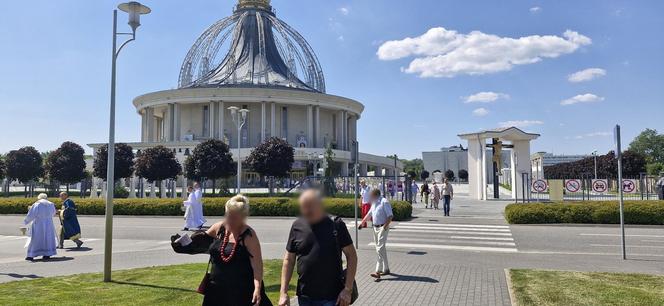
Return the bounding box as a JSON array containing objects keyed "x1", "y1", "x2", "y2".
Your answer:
[
  {"x1": 0, "y1": 197, "x2": 412, "y2": 221},
  {"x1": 505, "y1": 201, "x2": 664, "y2": 225}
]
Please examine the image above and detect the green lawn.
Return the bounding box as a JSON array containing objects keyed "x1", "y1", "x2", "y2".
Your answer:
[
  {"x1": 509, "y1": 269, "x2": 664, "y2": 306},
  {"x1": 0, "y1": 260, "x2": 294, "y2": 306}
]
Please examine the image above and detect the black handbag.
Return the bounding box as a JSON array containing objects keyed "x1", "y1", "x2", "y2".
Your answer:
[{"x1": 330, "y1": 216, "x2": 359, "y2": 304}]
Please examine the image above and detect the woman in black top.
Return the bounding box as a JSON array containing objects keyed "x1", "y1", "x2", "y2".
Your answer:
[{"x1": 172, "y1": 195, "x2": 272, "y2": 306}]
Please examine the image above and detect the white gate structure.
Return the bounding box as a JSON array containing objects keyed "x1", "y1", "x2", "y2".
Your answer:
[{"x1": 459, "y1": 127, "x2": 540, "y2": 200}]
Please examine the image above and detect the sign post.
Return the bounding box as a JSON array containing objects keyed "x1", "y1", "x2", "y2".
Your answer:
[
  {"x1": 351, "y1": 141, "x2": 360, "y2": 249},
  {"x1": 615, "y1": 125, "x2": 626, "y2": 260}
]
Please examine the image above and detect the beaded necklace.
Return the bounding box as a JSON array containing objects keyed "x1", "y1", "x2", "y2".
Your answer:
[{"x1": 219, "y1": 229, "x2": 238, "y2": 263}]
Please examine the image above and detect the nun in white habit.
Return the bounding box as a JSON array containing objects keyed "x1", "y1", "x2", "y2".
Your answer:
[{"x1": 21, "y1": 193, "x2": 58, "y2": 261}]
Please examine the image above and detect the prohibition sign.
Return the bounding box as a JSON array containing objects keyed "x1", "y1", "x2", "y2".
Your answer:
[
  {"x1": 622, "y1": 179, "x2": 637, "y2": 193},
  {"x1": 565, "y1": 179, "x2": 581, "y2": 193},
  {"x1": 592, "y1": 179, "x2": 608, "y2": 193},
  {"x1": 532, "y1": 179, "x2": 548, "y2": 192}
]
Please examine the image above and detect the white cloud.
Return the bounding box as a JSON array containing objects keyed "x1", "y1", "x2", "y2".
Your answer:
[
  {"x1": 568, "y1": 68, "x2": 607, "y2": 83},
  {"x1": 463, "y1": 92, "x2": 510, "y2": 103},
  {"x1": 338, "y1": 7, "x2": 350, "y2": 16},
  {"x1": 499, "y1": 120, "x2": 544, "y2": 128},
  {"x1": 571, "y1": 131, "x2": 611, "y2": 140},
  {"x1": 561, "y1": 93, "x2": 605, "y2": 106},
  {"x1": 472, "y1": 108, "x2": 489, "y2": 117},
  {"x1": 377, "y1": 27, "x2": 591, "y2": 78},
  {"x1": 530, "y1": 6, "x2": 542, "y2": 13}
]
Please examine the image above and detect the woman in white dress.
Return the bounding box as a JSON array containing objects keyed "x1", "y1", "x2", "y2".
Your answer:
[{"x1": 22, "y1": 193, "x2": 57, "y2": 261}]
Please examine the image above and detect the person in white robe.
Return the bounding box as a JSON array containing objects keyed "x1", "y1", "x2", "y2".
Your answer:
[
  {"x1": 193, "y1": 182, "x2": 206, "y2": 227},
  {"x1": 183, "y1": 186, "x2": 199, "y2": 230},
  {"x1": 21, "y1": 193, "x2": 57, "y2": 261}
]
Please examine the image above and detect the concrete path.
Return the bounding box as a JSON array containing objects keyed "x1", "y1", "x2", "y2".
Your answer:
[{"x1": 1, "y1": 193, "x2": 664, "y2": 305}]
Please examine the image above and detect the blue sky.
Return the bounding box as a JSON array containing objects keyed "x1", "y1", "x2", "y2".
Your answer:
[{"x1": 1, "y1": 0, "x2": 662, "y2": 159}]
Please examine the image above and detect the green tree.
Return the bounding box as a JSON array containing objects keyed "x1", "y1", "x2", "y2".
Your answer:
[
  {"x1": 185, "y1": 140, "x2": 236, "y2": 194},
  {"x1": 246, "y1": 137, "x2": 294, "y2": 195},
  {"x1": 401, "y1": 158, "x2": 424, "y2": 177},
  {"x1": 6, "y1": 146, "x2": 44, "y2": 196},
  {"x1": 458, "y1": 169, "x2": 469, "y2": 182},
  {"x1": 135, "y1": 146, "x2": 182, "y2": 196},
  {"x1": 629, "y1": 129, "x2": 664, "y2": 174},
  {"x1": 445, "y1": 169, "x2": 455, "y2": 181},
  {"x1": 420, "y1": 170, "x2": 430, "y2": 181},
  {"x1": 45, "y1": 142, "x2": 87, "y2": 192},
  {"x1": 93, "y1": 143, "x2": 135, "y2": 181}
]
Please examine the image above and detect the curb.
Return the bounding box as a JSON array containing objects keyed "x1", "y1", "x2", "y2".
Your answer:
[{"x1": 504, "y1": 269, "x2": 517, "y2": 306}]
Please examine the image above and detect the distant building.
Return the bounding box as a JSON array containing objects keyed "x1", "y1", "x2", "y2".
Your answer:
[
  {"x1": 422, "y1": 146, "x2": 510, "y2": 183},
  {"x1": 531, "y1": 152, "x2": 588, "y2": 179}
]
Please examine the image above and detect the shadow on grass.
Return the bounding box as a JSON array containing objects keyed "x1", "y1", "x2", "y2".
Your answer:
[
  {"x1": 111, "y1": 280, "x2": 197, "y2": 293},
  {"x1": 0, "y1": 273, "x2": 41, "y2": 279},
  {"x1": 379, "y1": 273, "x2": 438, "y2": 283}
]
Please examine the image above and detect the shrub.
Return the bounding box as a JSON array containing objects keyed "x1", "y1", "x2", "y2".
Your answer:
[
  {"x1": 505, "y1": 201, "x2": 664, "y2": 225},
  {"x1": 0, "y1": 197, "x2": 412, "y2": 221}
]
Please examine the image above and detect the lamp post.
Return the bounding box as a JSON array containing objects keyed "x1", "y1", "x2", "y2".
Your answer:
[
  {"x1": 104, "y1": 1, "x2": 150, "y2": 283},
  {"x1": 592, "y1": 150, "x2": 598, "y2": 179},
  {"x1": 229, "y1": 106, "x2": 249, "y2": 194}
]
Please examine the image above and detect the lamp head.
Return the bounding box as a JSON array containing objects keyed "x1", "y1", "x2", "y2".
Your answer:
[
  {"x1": 228, "y1": 106, "x2": 239, "y2": 117},
  {"x1": 118, "y1": 2, "x2": 151, "y2": 32},
  {"x1": 239, "y1": 109, "x2": 250, "y2": 120}
]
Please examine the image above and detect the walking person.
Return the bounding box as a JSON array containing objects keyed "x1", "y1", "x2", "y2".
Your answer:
[
  {"x1": 432, "y1": 182, "x2": 441, "y2": 210},
  {"x1": 278, "y1": 190, "x2": 358, "y2": 306},
  {"x1": 21, "y1": 193, "x2": 57, "y2": 261},
  {"x1": 421, "y1": 181, "x2": 430, "y2": 208},
  {"x1": 172, "y1": 195, "x2": 272, "y2": 305},
  {"x1": 410, "y1": 181, "x2": 419, "y2": 204},
  {"x1": 441, "y1": 178, "x2": 455, "y2": 216},
  {"x1": 359, "y1": 181, "x2": 372, "y2": 229},
  {"x1": 182, "y1": 186, "x2": 200, "y2": 231},
  {"x1": 193, "y1": 182, "x2": 207, "y2": 228},
  {"x1": 57, "y1": 192, "x2": 83, "y2": 249},
  {"x1": 657, "y1": 172, "x2": 664, "y2": 200},
  {"x1": 360, "y1": 189, "x2": 393, "y2": 280}
]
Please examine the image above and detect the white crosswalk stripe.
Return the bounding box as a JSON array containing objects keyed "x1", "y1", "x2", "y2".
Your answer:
[{"x1": 367, "y1": 222, "x2": 518, "y2": 253}]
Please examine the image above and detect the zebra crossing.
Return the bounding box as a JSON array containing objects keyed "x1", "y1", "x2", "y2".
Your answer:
[{"x1": 368, "y1": 222, "x2": 518, "y2": 253}]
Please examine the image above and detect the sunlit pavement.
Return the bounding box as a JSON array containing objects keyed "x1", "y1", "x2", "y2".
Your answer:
[{"x1": 2, "y1": 193, "x2": 664, "y2": 305}]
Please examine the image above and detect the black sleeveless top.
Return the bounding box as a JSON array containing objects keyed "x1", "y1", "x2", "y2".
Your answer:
[{"x1": 203, "y1": 227, "x2": 272, "y2": 306}]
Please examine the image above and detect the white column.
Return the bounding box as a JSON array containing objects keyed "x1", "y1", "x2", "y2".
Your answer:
[
  {"x1": 270, "y1": 102, "x2": 276, "y2": 138},
  {"x1": 146, "y1": 107, "x2": 155, "y2": 142},
  {"x1": 341, "y1": 162, "x2": 350, "y2": 176},
  {"x1": 261, "y1": 102, "x2": 267, "y2": 142},
  {"x1": 209, "y1": 102, "x2": 215, "y2": 139},
  {"x1": 128, "y1": 176, "x2": 136, "y2": 198},
  {"x1": 314, "y1": 106, "x2": 321, "y2": 148},
  {"x1": 141, "y1": 111, "x2": 148, "y2": 142},
  {"x1": 360, "y1": 164, "x2": 368, "y2": 176},
  {"x1": 89, "y1": 178, "x2": 97, "y2": 198},
  {"x1": 467, "y1": 138, "x2": 485, "y2": 200},
  {"x1": 101, "y1": 182, "x2": 107, "y2": 200},
  {"x1": 342, "y1": 111, "x2": 348, "y2": 151},
  {"x1": 174, "y1": 104, "x2": 181, "y2": 141},
  {"x1": 307, "y1": 105, "x2": 314, "y2": 146},
  {"x1": 512, "y1": 140, "x2": 532, "y2": 201},
  {"x1": 181, "y1": 176, "x2": 188, "y2": 200},
  {"x1": 160, "y1": 181, "x2": 167, "y2": 198},
  {"x1": 150, "y1": 183, "x2": 156, "y2": 198},
  {"x1": 481, "y1": 140, "x2": 488, "y2": 200},
  {"x1": 218, "y1": 101, "x2": 225, "y2": 140},
  {"x1": 168, "y1": 104, "x2": 175, "y2": 141},
  {"x1": 140, "y1": 178, "x2": 146, "y2": 198}
]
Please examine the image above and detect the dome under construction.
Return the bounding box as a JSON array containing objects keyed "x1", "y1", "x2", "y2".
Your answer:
[{"x1": 178, "y1": 0, "x2": 326, "y2": 93}]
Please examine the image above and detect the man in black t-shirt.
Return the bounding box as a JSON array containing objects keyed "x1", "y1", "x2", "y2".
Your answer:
[{"x1": 279, "y1": 190, "x2": 358, "y2": 306}]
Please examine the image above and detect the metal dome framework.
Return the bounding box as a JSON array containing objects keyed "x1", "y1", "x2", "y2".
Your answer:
[{"x1": 178, "y1": 5, "x2": 326, "y2": 93}]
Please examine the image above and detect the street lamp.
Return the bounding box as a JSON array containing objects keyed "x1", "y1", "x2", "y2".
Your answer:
[
  {"x1": 104, "y1": 1, "x2": 150, "y2": 283},
  {"x1": 592, "y1": 150, "x2": 598, "y2": 179},
  {"x1": 229, "y1": 106, "x2": 249, "y2": 193}
]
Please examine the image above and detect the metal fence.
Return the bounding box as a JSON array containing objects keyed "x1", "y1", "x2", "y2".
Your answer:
[{"x1": 519, "y1": 173, "x2": 663, "y2": 202}]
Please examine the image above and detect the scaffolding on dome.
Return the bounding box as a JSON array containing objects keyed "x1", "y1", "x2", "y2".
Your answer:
[{"x1": 178, "y1": 1, "x2": 326, "y2": 93}]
